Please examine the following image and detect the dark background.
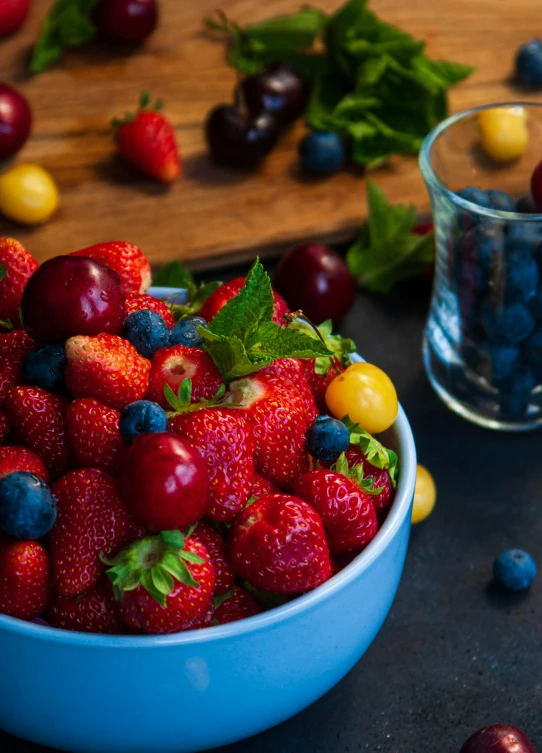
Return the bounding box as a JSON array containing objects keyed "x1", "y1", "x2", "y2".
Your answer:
[{"x1": 2, "y1": 263, "x2": 541, "y2": 753}]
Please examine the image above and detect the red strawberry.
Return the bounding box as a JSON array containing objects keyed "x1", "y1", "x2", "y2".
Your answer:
[
  {"x1": 293, "y1": 468, "x2": 377, "y2": 553},
  {"x1": 0, "y1": 534, "x2": 51, "y2": 620},
  {"x1": 0, "y1": 329, "x2": 36, "y2": 404},
  {"x1": 190, "y1": 521, "x2": 235, "y2": 595},
  {"x1": 124, "y1": 292, "x2": 174, "y2": 328},
  {"x1": 0, "y1": 408, "x2": 9, "y2": 442},
  {"x1": 200, "y1": 277, "x2": 289, "y2": 325},
  {"x1": 0, "y1": 0, "x2": 31, "y2": 36},
  {"x1": 214, "y1": 586, "x2": 262, "y2": 624},
  {"x1": 229, "y1": 494, "x2": 331, "y2": 593},
  {"x1": 225, "y1": 374, "x2": 311, "y2": 490},
  {"x1": 0, "y1": 445, "x2": 49, "y2": 482},
  {"x1": 169, "y1": 408, "x2": 255, "y2": 521},
  {"x1": 5, "y1": 386, "x2": 72, "y2": 477},
  {"x1": 0, "y1": 238, "x2": 38, "y2": 325},
  {"x1": 70, "y1": 241, "x2": 151, "y2": 296},
  {"x1": 343, "y1": 445, "x2": 394, "y2": 514},
  {"x1": 251, "y1": 472, "x2": 280, "y2": 497},
  {"x1": 66, "y1": 398, "x2": 124, "y2": 474},
  {"x1": 146, "y1": 345, "x2": 221, "y2": 409},
  {"x1": 259, "y1": 358, "x2": 317, "y2": 421},
  {"x1": 180, "y1": 601, "x2": 215, "y2": 631},
  {"x1": 114, "y1": 95, "x2": 180, "y2": 184},
  {"x1": 51, "y1": 468, "x2": 145, "y2": 597},
  {"x1": 47, "y1": 582, "x2": 126, "y2": 634},
  {"x1": 65, "y1": 334, "x2": 151, "y2": 411},
  {"x1": 107, "y1": 530, "x2": 215, "y2": 634},
  {"x1": 302, "y1": 356, "x2": 342, "y2": 413}
]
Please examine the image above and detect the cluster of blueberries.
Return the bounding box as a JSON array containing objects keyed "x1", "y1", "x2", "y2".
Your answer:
[{"x1": 453, "y1": 186, "x2": 542, "y2": 417}]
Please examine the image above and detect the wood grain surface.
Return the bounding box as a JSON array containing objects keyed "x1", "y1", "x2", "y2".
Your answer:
[{"x1": 1, "y1": 0, "x2": 541, "y2": 269}]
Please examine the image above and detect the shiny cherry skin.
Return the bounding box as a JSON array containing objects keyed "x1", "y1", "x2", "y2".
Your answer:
[
  {"x1": 531, "y1": 159, "x2": 542, "y2": 211},
  {"x1": 205, "y1": 105, "x2": 280, "y2": 169},
  {"x1": 460, "y1": 724, "x2": 537, "y2": 753},
  {"x1": 94, "y1": 0, "x2": 158, "y2": 44},
  {"x1": 120, "y1": 432, "x2": 209, "y2": 531},
  {"x1": 274, "y1": 242, "x2": 356, "y2": 324},
  {"x1": 0, "y1": 83, "x2": 32, "y2": 159},
  {"x1": 239, "y1": 63, "x2": 310, "y2": 126},
  {"x1": 21, "y1": 255, "x2": 126, "y2": 343}
]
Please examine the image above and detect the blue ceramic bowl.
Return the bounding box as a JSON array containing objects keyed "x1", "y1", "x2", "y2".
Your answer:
[{"x1": 0, "y1": 287, "x2": 417, "y2": 753}]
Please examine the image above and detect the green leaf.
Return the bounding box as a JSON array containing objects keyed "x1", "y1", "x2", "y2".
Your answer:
[
  {"x1": 0, "y1": 318, "x2": 13, "y2": 332},
  {"x1": 153, "y1": 260, "x2": 193, "y2": 288},
  {"x1": 151, "y1": 567, "x2": 173, "y2": 596},
  {"x1": 0, "y1": 264, "x2": 5, "y2": 283},
  {"x1": 180, "y1": 550, "x2": 205, "y2": 565},
  {"x1": 160, "y1": 530, "x2": 185, "y2": 548},
  {"x1": 246, "y1": 7, "x2": 326, "y2": 51},
  {"x1": 346, "y1": 179, "x2": 434, "y2": 292},
  {"x1": 30, "y1": 0, "x2": 100, "y2": 74},
  {"x1": 200, "y1": 330, "x2": 264, "y2": 381},
  {"x1": 214, "y1": 588, "x2": 235, "y2": 610},
  {"x1": 411, "y1": 55, "x2": 475, "y2": 90},
  {"x1": 207, "y1": 260, "x2": 274, "y2": 341},
  {"x1": 242, "y1": 581, "x2": 292, "y2": 610},
  {"x1": 250, "y1": 324, "x2": 332, "y2": 360},
  {"x1": 342, "y1": 416, "x2": 398, "y2": 486}
]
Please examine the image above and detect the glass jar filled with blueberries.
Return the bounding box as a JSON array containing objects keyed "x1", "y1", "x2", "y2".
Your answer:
[{"x1": 420, "y1": 103, "x2": 542, "y2": 430}]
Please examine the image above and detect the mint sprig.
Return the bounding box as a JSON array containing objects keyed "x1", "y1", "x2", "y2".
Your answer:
[
  {"x1": 198, "y1": 259, "x2": 333, "y2": 382},
  {"x1": 343, "y1": 415, "x2": 398, "y2": 486},
  {"x1": 208, "y1": 0, "x2": 474, "y2": 166},
  {"x1": 153, "y1": 260, "x2": 222, "y2": 320},
  {"x1": 346, "y1": 179, "x2": 434, "y2": 293},
  {"x1": 288, "y1": 318, "x2": 356, "y2": 376},
  {"x1": 30, "y1": 0, "x2": 101, "y2": 75}
]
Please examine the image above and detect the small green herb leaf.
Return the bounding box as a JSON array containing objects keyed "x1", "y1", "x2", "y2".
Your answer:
[
  {"x1": 214, "y1": 588, "x2": 235, "y2": 610},
  {"x1": 342, "y1": 416, "x2": 398, "y2": 486},
  {"x1": 0, "y1": 319, "x2": 13, "y2": 332},
  {"x1": 0, "y1": 265, "x2": 6, "y2": 283},
  {"x1": 153, "y1": 260, "x2": 193, "y2": 288},
  {"x1": 30, "y1": 0, "x2": 101, "y2": 74}
]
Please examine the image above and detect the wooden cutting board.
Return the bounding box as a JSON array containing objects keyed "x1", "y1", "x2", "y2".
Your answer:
[{"x1": 1, "y1": 0, "x2": 542, "y2": 269}]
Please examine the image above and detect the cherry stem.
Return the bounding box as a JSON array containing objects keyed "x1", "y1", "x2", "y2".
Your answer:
[{"x1": 283, "y1": 310, "x2": 341, "y2": 375}]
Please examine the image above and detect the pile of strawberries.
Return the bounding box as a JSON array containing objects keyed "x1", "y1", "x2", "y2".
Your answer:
[{"x1": 0, "y1": 236, "x2": 397, "y2": 635}]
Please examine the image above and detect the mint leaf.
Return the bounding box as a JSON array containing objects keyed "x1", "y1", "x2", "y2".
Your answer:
[
  {"x1": 249, "y1": 323, "x2": 332, "y2": 360},
  {"x1": 0, "y1": 264, "x2": 6, "y2": 283},
  {"x1": 246, "y1": 7, "x2": 326, "y2": 51},
  {"x1": 199, "y1": 330, "x2": 266, "y2": 381},
  {"x1": 342, "y1": 416, "x2": 398, "y2": 486},
  {"x1": 30, "y1": 0, "x2": 100, "y2": 74},
  {"x1": 153, "y1": 260, "x2": 193, "y2": 288},
  {"x1": 346, "y1": 179, "x2": 434, "y2": 292},
  {"x1": 288, "y1": 318, "x2": 356, "y2": 374},
  {"x1": 168, "y1": 280, "x2": 222, "y2": 320},
  {"x1": 208, "y1": 260, "x2": 274, "y2": 341}
]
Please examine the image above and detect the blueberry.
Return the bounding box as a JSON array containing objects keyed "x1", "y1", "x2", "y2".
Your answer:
[
  {"x1": 493, "y1": 548, "x2": 537, "y2": 591},
  {"x1": 506, "y1": 221, "x2": 542, "y2": 254},
  {"x1": 22, "y1": 345, "x2": 66, "y2": 393},
  {"x1": 480, "y1": 297, "x2": 535, "y2": 344},
  {"x1": 504, "y1": 250, "x2": 539, "y2": 303},
  {"x1": 499, "y1": 365, "x2": 536, "y2": 416},
  {"x1": 515, "y1": 38, "x2": 542, "y2": 86},
  {"x1": 299, "y1": 131, "x2": 345, "y2": 176},
  {"x1": 516, "y1": 195, "x2": 537, "y2": 213},
  {"x1": 169, "y1": 316, "x2": 208, "y2": 348},
  {"x1": 456, "y1": 186, "x2": 493, "y2": 209},
  {"x1": 523, "y1": 327, "x2": 542, "y2": 375},
  {"x1": 122, "y1": 310, "x2": 169, "y2": 359},
  {"x1": 119, "y1": 400, "x2": 168, "y2": 445},
  {"x1": 475, "y1": 341, "x2": 521, "y2": 384},
  {"x1": 487, "y1": 189, "x2": 515, "y2": 212},
  {"x1": 305, "y1": 415, "x2": 350, "y2": 462},
  {"x1": 530, "y1": 287, "x2": 542, "y2": 318},
  {"x1": 0, "y1": 472, "x2": 56, "y2": 540}
]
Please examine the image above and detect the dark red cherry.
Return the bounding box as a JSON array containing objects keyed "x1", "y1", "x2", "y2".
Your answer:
[
  {"x1": 239, "y1": 63, "x2": 310, "y2": 126},
  {"x1": 94, "y1": 0, "x2": 158, "y2": 44},
  {"x1": 460, "y1": 724, "x2": 537, "y2": 753},
  {"x1": 275, "y1": 243, "x2": 356, "y2": 324},
  {"x1": 0, "y1": 83, "x2": 32, "y2": 159},
  {"x1": 205, "y1": 104, "x2": 280, "y2": 169},
  {"x1": 21, "y1": 256, "x2": 126, "y2": 343}
]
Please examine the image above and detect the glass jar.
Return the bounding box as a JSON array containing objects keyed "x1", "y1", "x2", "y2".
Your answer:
[{"x1": 419, "y1": 102, "x2": 542, "y2": 431}]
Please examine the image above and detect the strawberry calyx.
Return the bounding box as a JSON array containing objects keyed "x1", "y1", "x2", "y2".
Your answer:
[
  {"x1": 112, "y1": 91, "x2": 165, "y2": 130},
  {"x1": 103, "y1": 528, "x2": 205, "y2": 606},
  {"x1": 0, "y1": 318, "x2": 13, "y2": 332},
  {"x1": 330, "y1": 452, "x2": 384, "y2": 496},
  {"x1": 164, "y1": 378, "x2": 228, "y2": 418},
  {"x1": 0, "y1": 264, "x2": 6, "y2": 283},
  {"x1": 213, "y1": 586, "x2": 235, "y2": 610},
  {"x1": 287, "y1": 318, "x2": 356, "y2": 376},
  {"x1": 342, "y1": 416, "x2": 398, "y2": 486}
]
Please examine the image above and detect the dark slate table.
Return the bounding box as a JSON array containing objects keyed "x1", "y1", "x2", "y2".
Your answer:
[{"x1": 2, "y1": 269, "x2": 541, "y2": 753}]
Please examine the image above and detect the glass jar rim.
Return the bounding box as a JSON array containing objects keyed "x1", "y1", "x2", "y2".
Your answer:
[{"x1": 419, "y1": 101, "x2": 542, "y2": 222}]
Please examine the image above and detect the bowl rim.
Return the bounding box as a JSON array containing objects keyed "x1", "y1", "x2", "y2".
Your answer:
[
  {"x1": 0, "y1": 299, "x2": 417, "y2": 647},
  {"x1": 419, "y1": 100, "x2": 542, "y2": 222}
]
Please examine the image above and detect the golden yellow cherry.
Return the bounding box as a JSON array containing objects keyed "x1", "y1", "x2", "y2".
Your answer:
[
  {"x1": 0, "y1": 164, "x2": 59, "y2": 225},
  {"x1": 411, "y1": 464, "x2": 437, "y2": 524},
  {"x1": 325, "y1": 361, "x2": 398, "y2": 435},
  {"x1": 478, "y1": 106, "x2": 528, "y2": 163}
]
